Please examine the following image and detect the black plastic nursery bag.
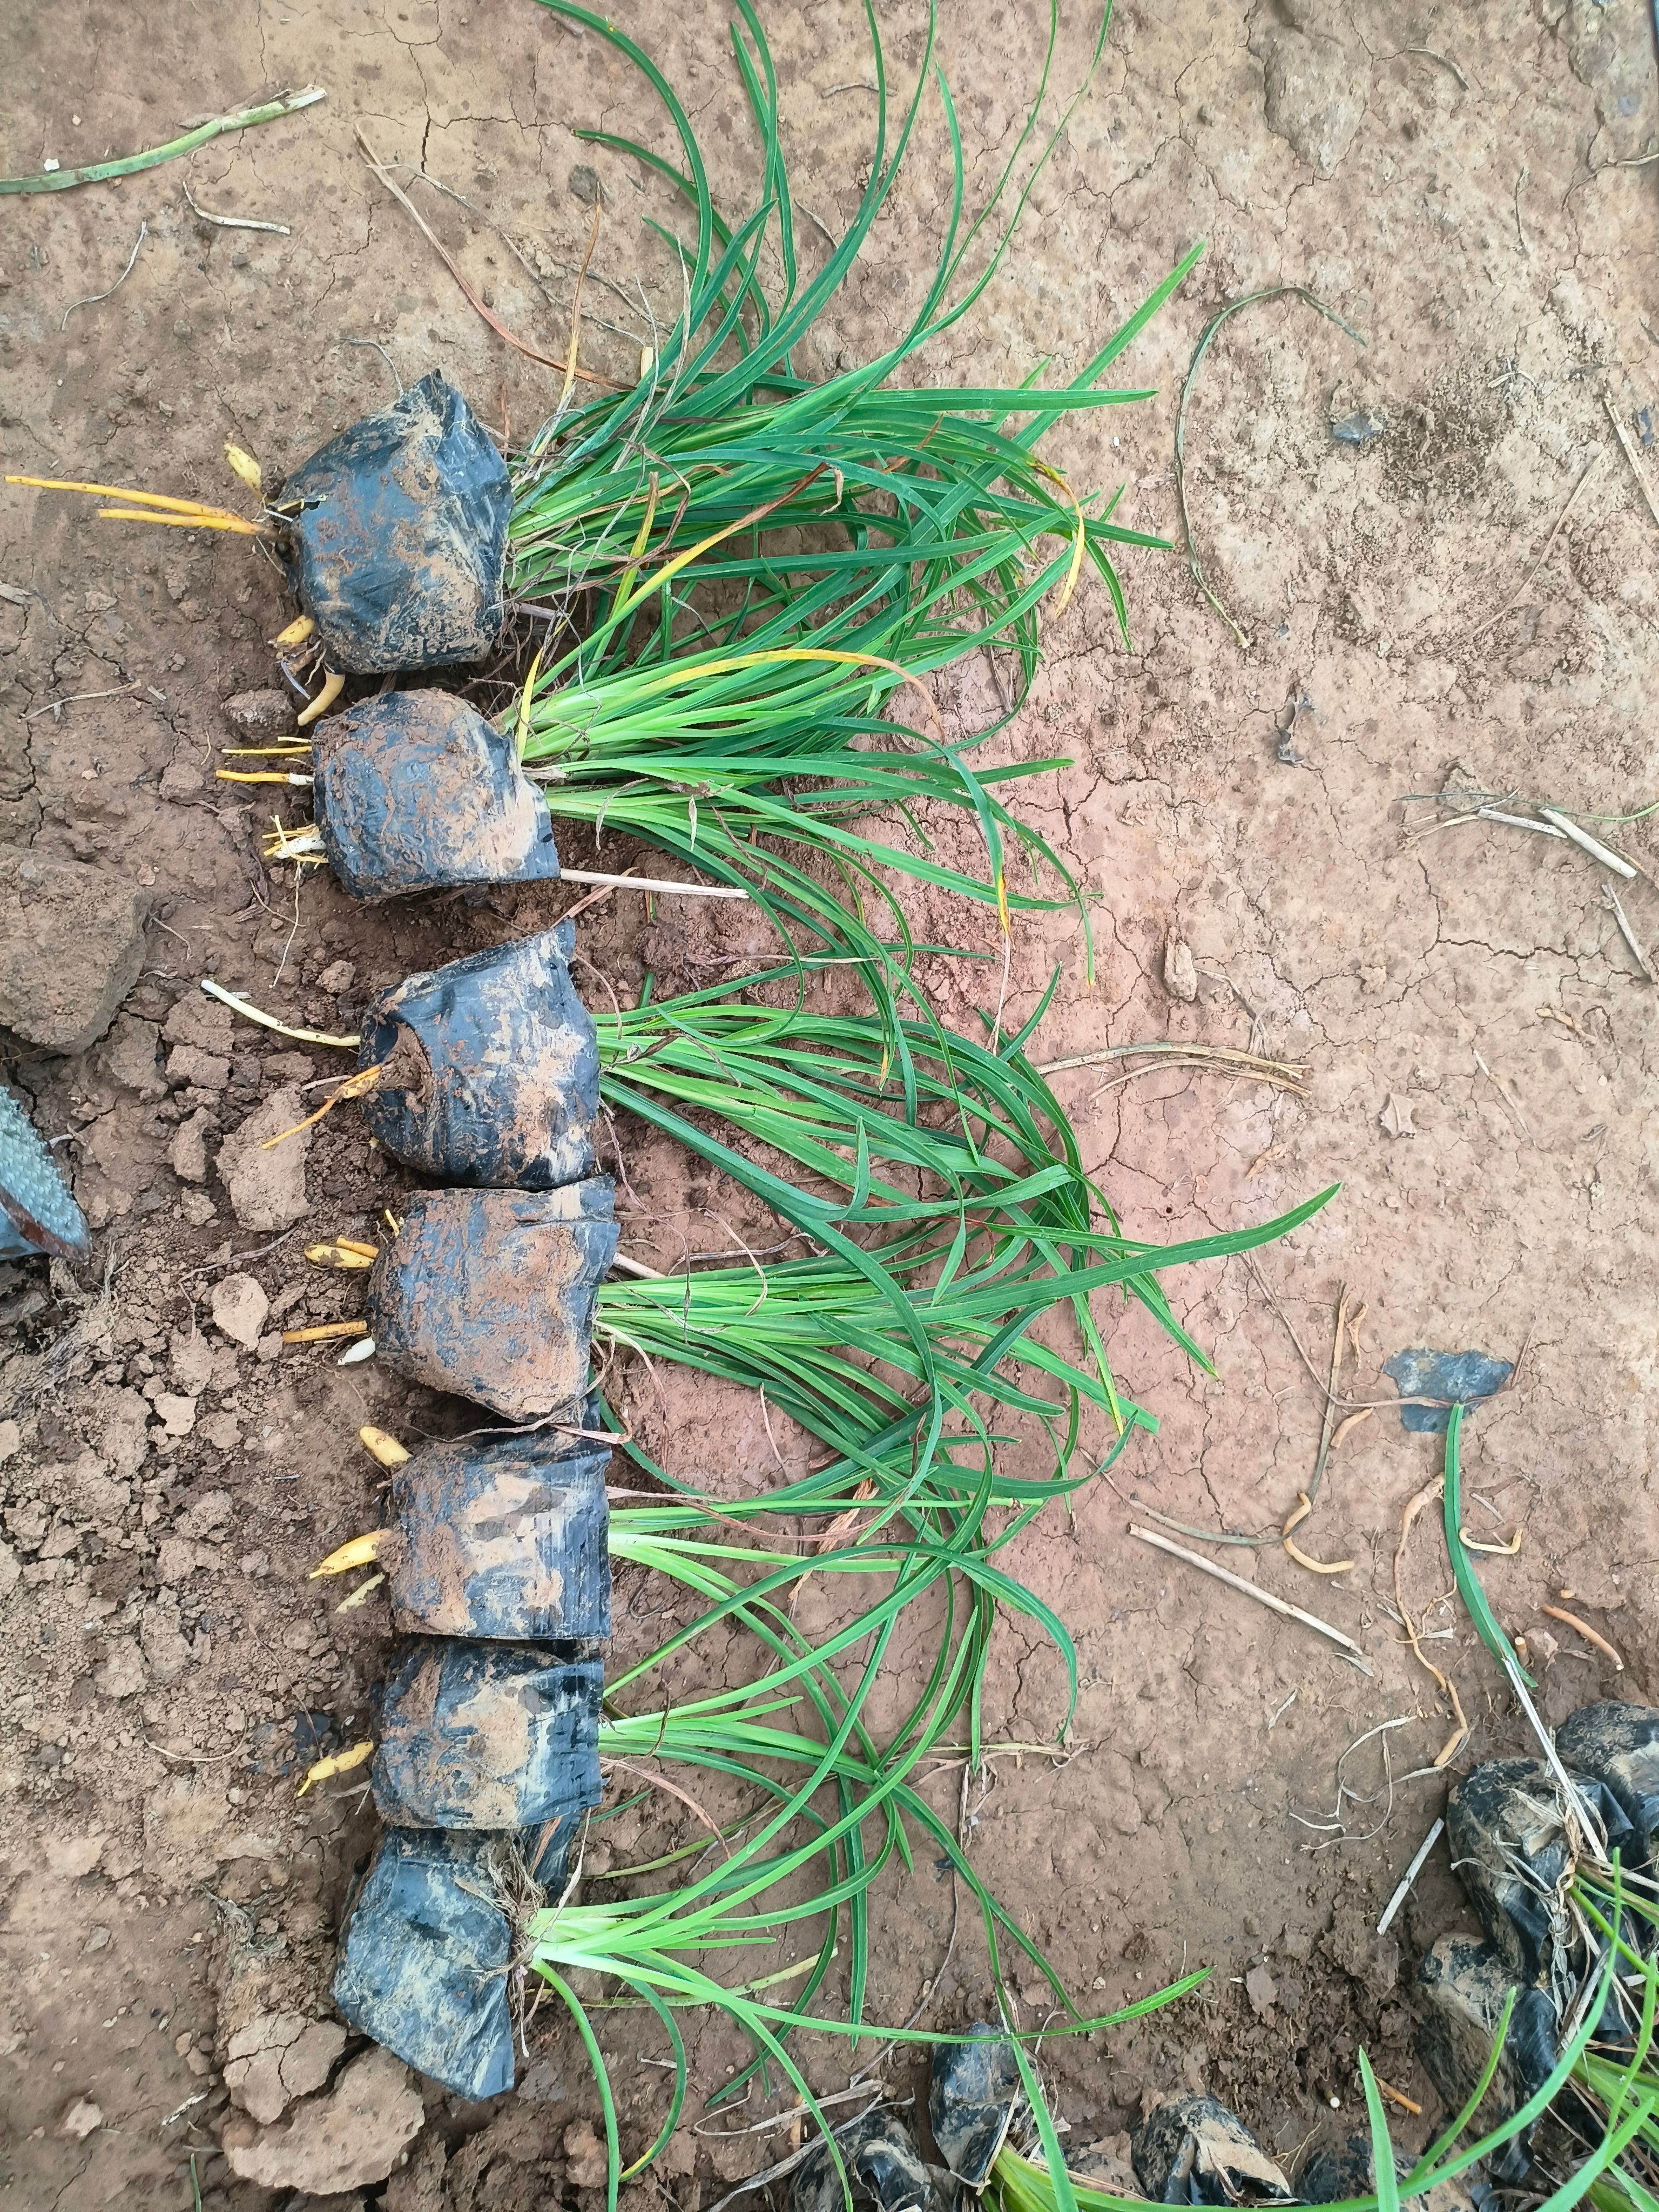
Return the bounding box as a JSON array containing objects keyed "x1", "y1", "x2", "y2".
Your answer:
[
  {"x1": 1415, "y1": 1933, "x2": 1560, "y2": 2186},
  {"x1": 372, "y1": 1637, "x2": 603, "y2": 1831},
  {"x1": 792, "y1": 2114, "x2": 954, "y2": 2212},
  {"x1": 929, "y1": 2025, "x2": 1022, "y2": 2186},
  {"x1": 312, "y1": 690, "x2": 561, "y2": 900},
  {"x1": 1447, "y1": 1756, "x2": 1633, "y2": 1989},
  {"x1": 281, "y1": 372, "x2": 509, "y2": 673},
  {"x1": 359, "y1": 925, "x2": 599, "y2": 1190},
  {"x1": 382, "y1": 1429, "x2": 612, "y2": 1642},
  {"x1": 1298, "y1": 2135, "x2": 1474, "y2": 2212},
  {"x1": 1556, "y1": 1703, "x2": 1659, "y2": 1873},
  {"x1": 367, "y1": 1181, "x2": 617, "y2": 1423},
  {"x1": 1130, "y1": 2095, "x2": 1292, "y2": 2206},
  {"x1": 332, "y1": 1825, "x2": 516, "y2": 2101}
]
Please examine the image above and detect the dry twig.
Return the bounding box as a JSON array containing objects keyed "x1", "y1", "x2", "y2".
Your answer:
[{"x1": 1129, "y1": 1522, "x2": 1373, "y2": 1671}]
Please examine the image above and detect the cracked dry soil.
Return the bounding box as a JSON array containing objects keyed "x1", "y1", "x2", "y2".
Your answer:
[{"x1": 3, "y1": 1, "x2": 1658, "y2": 2206}]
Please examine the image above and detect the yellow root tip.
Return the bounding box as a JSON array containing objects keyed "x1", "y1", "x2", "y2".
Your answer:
[
  {"x1": 359, "y1": 1424, "x2": 412, "y2": 1469},
  {"x1": 296, "y1": 669, "x2": 345, "y2": 727},
  {"x1": 297, "y1": 1738, "x2": 375, "y2": 1795},
  {"x1": 309, "y1": 1531, "x2": 383, "y2": 1578}
]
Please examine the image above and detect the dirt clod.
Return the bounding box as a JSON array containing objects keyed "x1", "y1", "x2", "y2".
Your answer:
[
  {"x1": 224, "y1": 2009, "x2": 348, "y2": 2125},
  {"x1": 1164, "y1": 935, "x2": 1199, "y2": 1003},
  {"x1": 564, "y1": 2122, "x2": 609, "y2": 2190},
  {"x1": 93, "y1": 1638, "x2": 147, "y2": 1700},
  {"x1": 222, "y1": 687, "x2": 295, "y2": 737},
  {"x1": 221, "y1": 2043, "x2": 425, "y2": 2192},
  {"x1": 216, "y1": 1088, "x2": 312, "y2": 1229},
  {"x1": 0, "y1": 851, "x2": 150, "y2": 1053},
  {"x1": 211, "y1": 1270, "x2": 270, "y2": 1348}
]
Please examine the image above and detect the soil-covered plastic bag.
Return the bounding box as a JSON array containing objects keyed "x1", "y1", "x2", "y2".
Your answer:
[
  {"x1": 1298, "y1": 2135, "x2": 1473, "y2": 2212},
  {"x1": 332, "y1": 1826, "x2": 516, "y2": 2100},
  {"x1": 1556, "y1": 1703, "x2": 1659, "y2": 1874},
  {"x1": 1130, "y1": 2095, "x2": 1292, "y2": 2206},
  {"x1": 930, "y1": 2025, "x2": 1022, "y2": 2185},
  {"x1": 332, "y1": 1817, "x2": 575, "y2": 2101},
  {"x1": 280, "y1": 372, "x2": 510, "y2": 674},
  {"x1": 1447, "y1": 1757, "x2": 1634, "y2": 1991},
  {"x1": 313, "y1": 691, "x2": 562, "y2": 900},
  {"x1": 382, "y1": 1429, "x2": 612, "y2": 1642},
  {"x1": 1415, "y1": 1933, "x2": 1561, "y2": 2186},
  {"x1": 373, "y1": 1638, "x2": 603, "y2": 1830},
  {"x1": 367, "y1": 1181, "x2": 617, "y2": 1422},
  {"x1": 0, "y1": 1084, "x2": 88, "y2": 1262},
  {"x1": 359, "y1": 925, "x2": 599, "y2": 1190},
  {"x1": 791, "y1": 2113, "x2": 954, "y2": 2212}
]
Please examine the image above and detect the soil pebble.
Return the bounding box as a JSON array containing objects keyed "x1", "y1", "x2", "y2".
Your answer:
[
  {"x1": 0, "y1": 851, "x2": 150, "y2": 1054},
  {"x1": 211, "y1": 1270, "x2": 271, "y2": 1349},
  {"x1": 221, "y1": 2042, "x2": 424, "y2": 2192}
]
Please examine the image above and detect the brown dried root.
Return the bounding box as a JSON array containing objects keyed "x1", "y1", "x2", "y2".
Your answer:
[{"x1": 1393, "y1": 1473, "x2": 1469, "y2": 1765}]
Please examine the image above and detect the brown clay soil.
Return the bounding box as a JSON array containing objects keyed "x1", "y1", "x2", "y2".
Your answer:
[{"x1": 3, "y1": 1, "x2": 1658, "y2": 2205}]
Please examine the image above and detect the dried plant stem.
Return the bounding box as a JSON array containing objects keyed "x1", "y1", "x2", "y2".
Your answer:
[{"x1": 1129, "y1": 1522, "x2": 1372, "y2": 1671}]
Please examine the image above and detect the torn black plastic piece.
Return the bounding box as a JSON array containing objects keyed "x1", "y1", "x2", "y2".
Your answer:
[
  {"x1": 1415, "y1": 1933, "x2": 1561, "y2": 2188},
  {"x1": 1447, "y1": 1757, "x2": 1633, "y2": 1989},
  {"x1": 929, "y1": 2024, "x2": 1022, "y2": 2186},
  {"x1": 1130, "y1": 2094, "x2": 1292, "y2": 2206},
  {"x1": 1298, "y1": 2135, "x2": 1473, "y2": 2212},
  {"x1": 1556, "y1": 1703, "x2": 1659, "y2": 1875},
  {"x1": 359, "y1": 924, "x2": 599, "y2": 1190},
  {"x1": 791, "y1": 2114, "x2": 956, "y2": 2212}
]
